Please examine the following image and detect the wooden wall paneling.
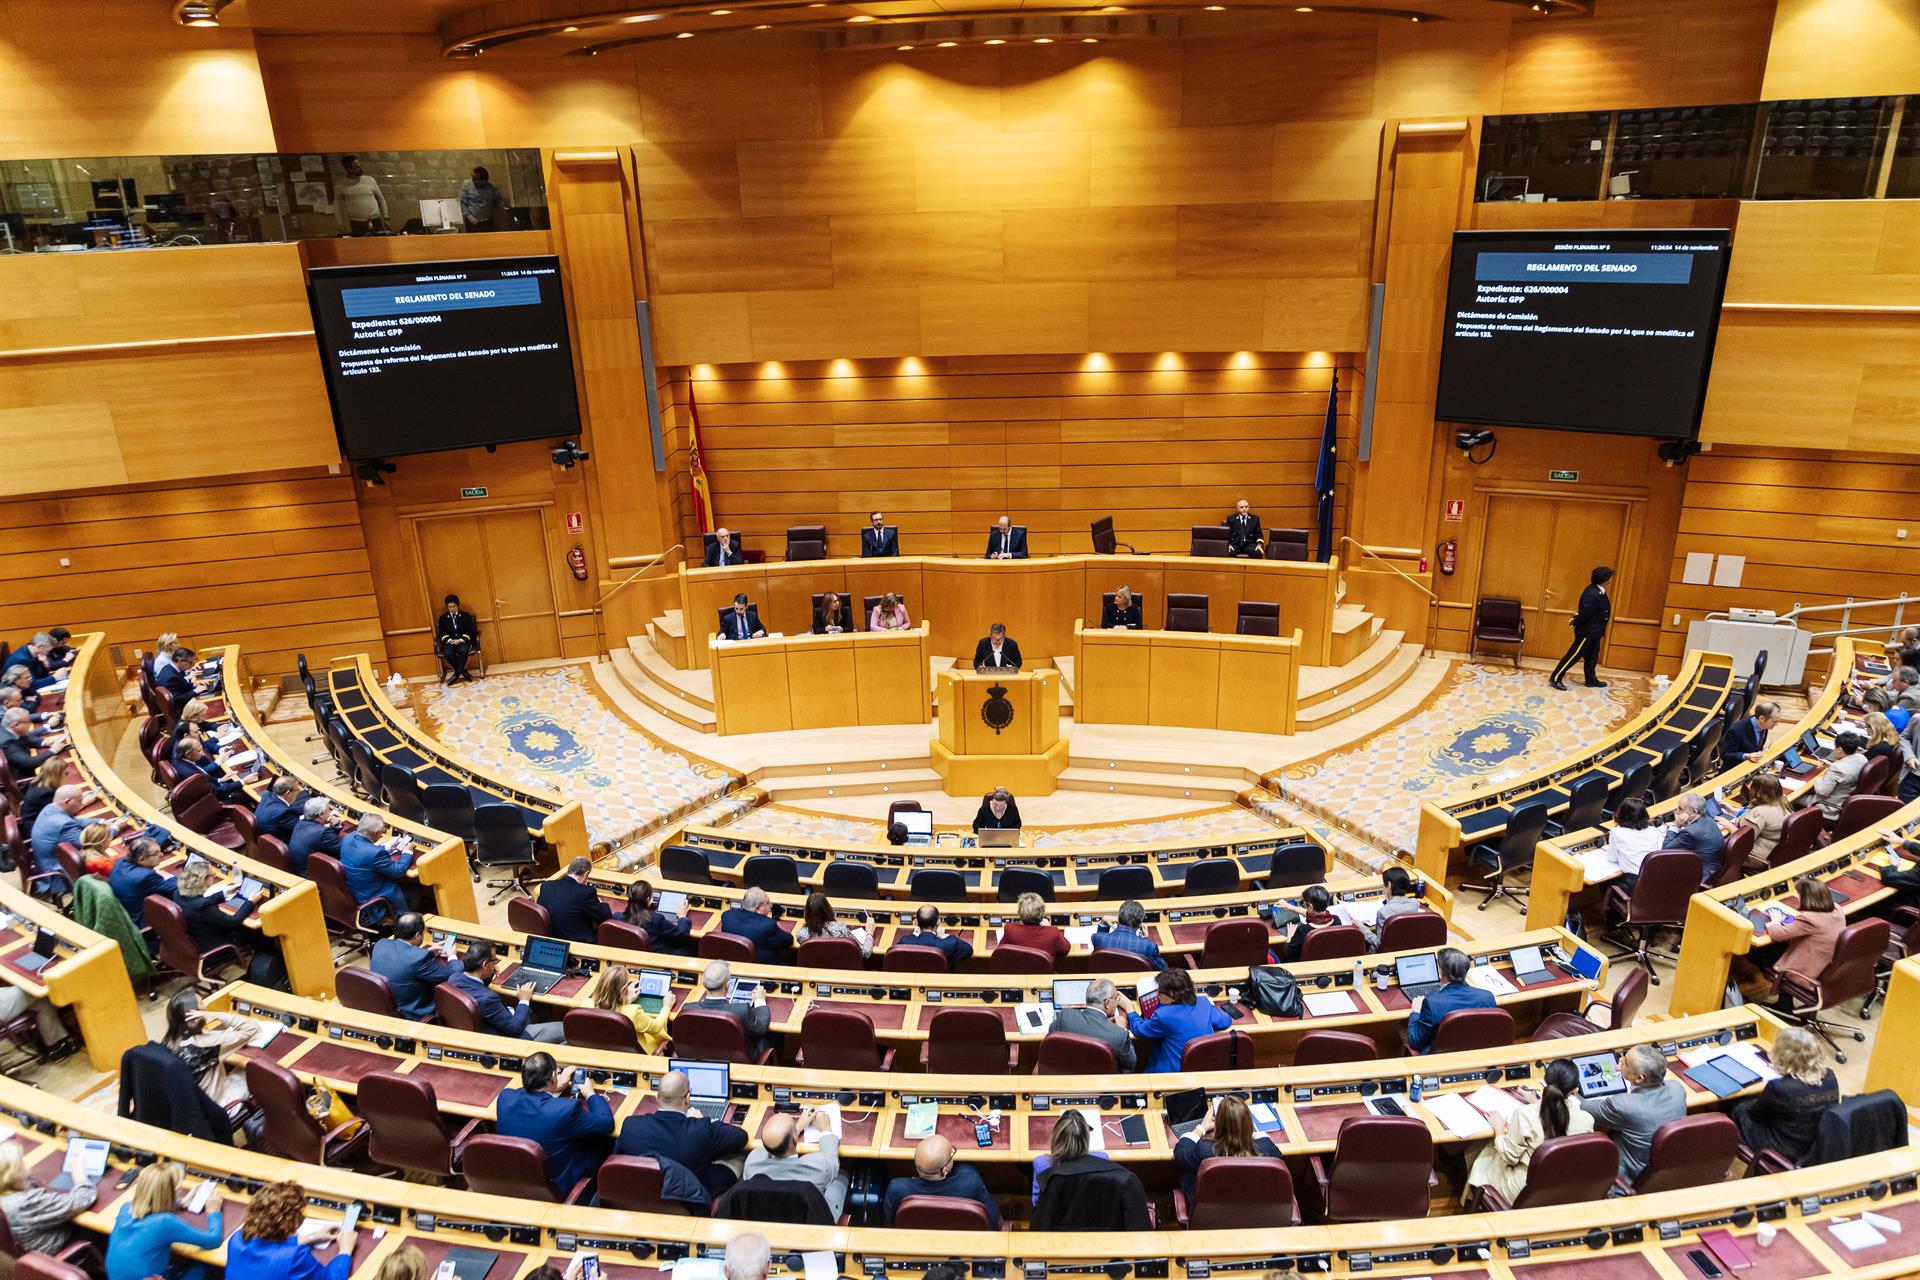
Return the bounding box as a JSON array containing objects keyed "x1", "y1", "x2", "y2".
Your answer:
[
  {"x1": 1499, "y1": 0, "x2": 1773, "y2": 113},
  {"x1": 1761, "y1": 0, "x2": 1920, "y2": 100}
]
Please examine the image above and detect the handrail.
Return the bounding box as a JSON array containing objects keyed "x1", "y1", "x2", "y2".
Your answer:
[
  {"x1": 1339, "y1": 536, "x2": 1436, "y2": 601},
  {"x1": 596, "y1": 543, "x2": 684, "y2": 607},
  {"x1": 1777, "y1": 593, "x2": 1913, "y2": 623}
]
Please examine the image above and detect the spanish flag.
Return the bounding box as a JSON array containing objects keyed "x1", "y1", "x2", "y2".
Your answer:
[{"x1": 687, "y1": 378, "x2": 716, "y2": 536}]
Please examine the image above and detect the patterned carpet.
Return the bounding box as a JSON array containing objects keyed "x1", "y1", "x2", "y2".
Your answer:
[
  {"x1": 1274, "y1": 661, "x2": 1650, "y2": 854},
  {"x1": 415, "y1": 666, "x2": 740, "y2": 852}
]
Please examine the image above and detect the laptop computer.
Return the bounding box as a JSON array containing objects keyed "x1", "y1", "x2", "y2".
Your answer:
[
  {"x1": 895, "y1": 810, "x2": 934, "y2": 846},
  {"x1": 1508, "y1": 945, "x2": 1552, "y2": 986},
  {"x1": 1051, "y1": 978, "x2": 1092, "y2": 1009},
  {"x1": 511, "y1": 936, "x2": 571, "y2": 994},
  {"x1": 1800, "y1": 728, "x2": 1833, "y2": 761},
  {"x1": 1572, "y1": 1051, "x2": 1628, "y2": 1100},
  {"x1": 634, "y1": 969, "x2": 673, "y2": 1014},
  {"x1": 1394, "y1": 952, "x2": 1444, "y2": 1001},
  {"x1": 13, "y1": 929, "x2": 59, "y2": 974},
  {"x1": 49, "y1": 1136, "x2": 109, "y2": 1191},
  {"x1": 1164, "y1": 1086, "x2": 1209, "y2": 1138},
  {"x1": 977, "y1": 827, "x2": 1019, "y2": 848},
  {"x1": 654, "y1": 889, "x2": 689, "y2": 917},
  {"x1": 671, "y1": 1058, "x2": 732, "y2": 1115}
]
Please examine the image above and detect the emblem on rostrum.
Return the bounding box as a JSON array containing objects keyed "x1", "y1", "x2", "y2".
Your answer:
[{"x1": 981, "y1": 684, "x2": 1014, "y2": 734}]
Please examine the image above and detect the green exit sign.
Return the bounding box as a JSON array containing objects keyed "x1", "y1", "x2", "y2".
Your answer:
[
  {"x1": 460, "y1": 486, "x2": 489, "y2": 499},
  {"x1": 1548, "y1": 469, "x2": 1579, "y2": 483}
]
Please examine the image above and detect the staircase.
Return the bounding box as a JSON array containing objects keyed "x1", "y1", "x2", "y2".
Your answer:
[
  {"x1": 608, "y1": 622, "x2": 715, "y2": 731},
  {"x1": 1295, "y1": 577, "x2": 1424, "y2": 731}
]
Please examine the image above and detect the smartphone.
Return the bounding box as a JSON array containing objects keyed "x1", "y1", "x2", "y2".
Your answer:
[
  {"x1": 116, "y1": 1168, "x2": 139, "y2": 1190},
  {"x1": 973, "y1": 1120, "x2": 994, "y2": 1148},
  {"x1": 1685, "y1": 1249, "x2": 1724, "y2": 1279},
  {"x1": 341, "y1": 1202, "x2": 362, "y2": 1236},
  {"x1": 581, "y1": 1255, "x2": 601, "y2": 1280}
]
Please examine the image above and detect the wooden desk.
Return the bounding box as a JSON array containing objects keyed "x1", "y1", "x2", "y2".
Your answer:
[
  {"x1": 0, "y1": 880, "x2": 143, "y2": 1071},
  {"x1": 933, "y1": 669, "x2": 1065, "y2": 796},
  {"x1": 1074, "y1": 621, "x2": 1302, "y2": 734},
  {"x1": 710, "y1": 625, "x2": 932, "y2": 735}
]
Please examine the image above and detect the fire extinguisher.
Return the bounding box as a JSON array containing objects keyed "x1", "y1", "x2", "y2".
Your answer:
[
  {"x1": 567, "y1": 545, "x2": 588, "y2": 582},
  {"x1": 1437, "y1": 539, "x2": 1458, "y2": 577}
]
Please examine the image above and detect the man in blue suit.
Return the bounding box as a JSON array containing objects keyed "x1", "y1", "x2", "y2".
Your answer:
[
  {"x1": 717, "y1": 887, "x2": 793, "y2": 964},
  {"x1": 719, "y1": 594, "x2": 765, "y2": 642},
  {"x1": 495, "y1": 1053, "x2": 613, "y2": 1194},
  {"x1": 1405, "y1": 947, "x2": 1496, "y2": 1054},
  {"x1": 154, "y1": 646, "x2": 196, "y2": 706},
  {"x1": 108, "y1": 839, "x2": 175, "y2": 929},
  {"x1": 984, "y1": 515, "x2": 1028, "y2": 560},
  {"x1": 1090, "y1": 899, "x2": 1166, "y2": 970},
  {"x1": 615, "y1": 1067, "x2": 749, "y2": 1200},
  {"x1": 370, "y1": 913, "x2": 457, "y2": 1021},
  {"x1": 172, "y1": 737, "x2": 249, "y2": 804},
  {"x1": 287, "y1": 797, "x2": 342, "y2": 876},
  {"x1": 894, "y1": 904, "x2": 973, "y2": 970},
  {"x1": 29, "y1": 785, "x2": 102, "y2": 890},
  {"x1": 860, "y1": 511, "x2": 900, "y2": 558},
  {"x1": 1661, "y1": 791, "x2": 1726, "y2": 885},
  {"x1": 448, "y1": 941, "x2": 566, "y2": 1042},
  {"x1": 340, "y1": 814, "x2": 414, "y2": 923},
  {"x1": 253, "y1": 776, "x2": 306, "y2": 843},
  {"x1": 6, "y1": 634, "x2": 65, "y2": 689},
  {"x1": 1722, "y1": 701, "x2": 1779, "y2": 765}
]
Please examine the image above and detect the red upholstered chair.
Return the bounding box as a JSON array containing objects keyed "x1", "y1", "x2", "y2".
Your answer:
[
  {"x1": 698, "y1": 932, "x2": 757, "y2": 964},
  {"x1": 988, "y1": 944, "x2": 1056, "y2": 975},
  {"x1": 308, "y1": 853, "x2": 385, "y2": 945},
  {"x1": 1376, "y1": 910, "x2": 1448, "y2": 953},
  {"x1": 894, "y1": 1195, "x2": 997, "y2": 1230},
  {"x1": 669, "y1": 1008, "x2": 776, "y2": 1064},
  {"x1": 1824, "y1": 792, "x2": 1902, "y2": 845},
  {"x1": 1291, "y1": 1030, "x2": 1377, "y2": 1067},
  {"x1": 564, "y1": 1008, "x2": 643, "y2": 1053},
  {"x1": 1035, "y1": 1032, "x2": 1117, "y2": 1075},
  {"x1": 1754, "y1": 806, "x2": 1824, "y2": 873},
  {"x1": 167, "y1": 773, "x2": 248, "y2": 850},
  {"x1": 1601, "y1": 850, "x2": 1698, "y2": 980},
  {"x1": 245, "y1": 1056, "x2": 369, "y2": 1166},
  {"x1": 1774, "y1": 917, "x2": 1890, "y2": 1063},
  {"x1": 336, "y1": 967, "x2": 401, "y2": 1019},
  {"x1": 1308, "y1": 1115, "x2": 1434, "y2": 1223},
  {"x1": 1621, "y1": 1113, "x2": 1738, "y2": 1196},
  {"x1": 1165, "y1": 593, "x2": 1210, "y2": 633},
  {"x1": 253, "y1": 833, "x2": 291, "y2": 874},
  {"x1": 54, "y1": 843, "x2": 85, "y2": 892},
  {"x1": 598, "y1": 920, "x2": 651, "y2": 950},
  {"x1": 883, "y1": 944, "x2": 950, "y2": 973},
  {"x1": 799, "y1": 1006, "x2": 892, "y2": 1071},
  {"x1": 15, "y1": 1252, "x2": 92, "y2": 1280},
  {"x1": 797, "y1": 936, "x2": 866, "y2": 971},
  {"x1": 507, "y1": 896, "x2": 552, "y2": 936},
  {"x1": 358, "y1": 1070, "x2": 479, "y2": 1178},
  {"x1": 432, "y1": 982, "x2": 487, "y2": 1033},
  {"x1": 1200, "y1": 919, "x2": 1270, "y2": 968},
  {"x1": 598, "y1": 1156, "x2": 698, "y2": 1214},
  {"x1": 1710, "y1": 825, "x2": 1755, "y2": 888},
  {"x1": 1863, "y1": 913, "x2": 1920, "y2": 1018},
  {"x1": 1471, "y1": 598, "x2": 1525, "y2": 666},
  {"x1": 1299, "y1": 925, "x2": 1367, "y2": 963},
  {"x1": 145, "y1": 894, "x2": 242, "y2": 990},
  {"x1": 1533, "y1": 965, "x2": 1650, "y2": 1040},
  {"x1": 1474, "y1": 1132, "x2": 1620, "y2": 1210},
  {"x1": 8, "y1": 817, "x2": 62, "y2": 903},
  {"x1": 887, "y1": 800, "x2": 926, "y2": 825},
  {"x1": 1179, "y1": 1029, "x2": 1256, "y2": 1072},
  {"x1": 924, "y1": 1007, "x2": 1017, "y2": 1074},
  {"x1": 1427, "y1": 1006, "x2": 1516, "y2": 1055},
  {"x1": 1086, "y1": 948, "x2": 1157, "y2": 972},
  {"x1": 462, "y1": 1134, "x2": 591, "y2": 1203},
  {"x1": 1174, "y1": 1157, "x2": 1298, "y2": 1230}
]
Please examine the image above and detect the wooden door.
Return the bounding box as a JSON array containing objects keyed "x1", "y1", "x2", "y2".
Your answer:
[
  {"x1": 1478, "y1": 494, "x2": 1630, "y2": 662},
  {"x1": 480, "y1": 508, "x2": 562, "y2": 662},
  {"x1": 417, "y1": 514, "x2": 495, "y2": 645}
]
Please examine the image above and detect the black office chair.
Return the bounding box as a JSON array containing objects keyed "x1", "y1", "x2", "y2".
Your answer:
[
  {"x1": 1464, "y1": 801, "x2": 1549, "y2": 911},
  {"x1": 1090, "y1": 516, "x2": 1136, "y2": 554},
  {"x1": 473, "y1": 803, "x2": 540, "y2": 905},
  {"x1": 1651, "y1": 742, "x2": 1691, "y2": 802},
  {"x1": 658, "y1": 844, "x2": 715, "y2": 885},
  {"x1": 1544, "y1": 775, "x2": 1608, "y2": 839},
  {"x1": 741, "y1": 855, "x2": 802, "y2": 895},
  {"x1": 1095, "y1": 865, "x2": 1154, "y2": 899},
  {"x1": 997, "y1": 866, "x2": 1055, "y2": 903},
  {"x1": 422, "y1": 783, "x2": 479, "y2": 846},
  {"x1": 821, "y1": 860, "x2": 880, "y2": 897},
  {"x1": 1605, "y1": 763, "x2": 1653, "y2": 819},
  {"x1": 380, "y1": 764, "x2": 429, "y2": 826},
  {"x1": 908, "y1": 868, "x2": 967, "y2": 902}
]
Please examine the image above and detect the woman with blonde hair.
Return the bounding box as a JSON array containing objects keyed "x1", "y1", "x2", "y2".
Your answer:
[
  {"x1": 0, "y1": 1138, "x2": 96, "y2": 1255},
  {"x1": 168, "y1": 697, "x2": 213, "y2": 753},
  {"x1": 106, "y1": 1161, "x2": 224, "y2": 1280},
  {"x1": 378, "y1": 1246, "x2": 429, "y2": 1280},
  {"x1": 1737, "y1": 772, "x2": 1792, "y2": 864},
  {"x1": 1864, "y1": 711, "x2": 1902, "y2": 769},
  {"x1": 16, "y1": 757, "x2": 68, "y2": 832},
  {"x1": 224, "y1": 1181, "x2": 355, "y2": 1280},
  {"x1": 1732, "y1": 1026, "x2": 1838, "y2": 1165},
  {"x1": 869, "y1": 592, "x2": 910, "y2": 631},
  {"x1": 77, "y1": 820, "x2": 116, "y2": 876},
  {"x1": 581, "y1": 963, "x2": 670, "y2": 1053}
]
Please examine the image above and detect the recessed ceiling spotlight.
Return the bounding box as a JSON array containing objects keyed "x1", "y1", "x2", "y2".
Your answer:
[
  {"x1": 677, "y1": 30, "x2": 694, "y2": 37},
  {"x1": 711, "y1": 8, "x2": 731, "y2": 13},
  {"x1": 1294, "y1": 5, "x2": 1311, "y2": 10},
  {"x1": 1081, "y1": 35, "x2": 1099, "y2": 41},
  {"x1": 984, "y1": 36, "x2": 1005, "y2": 42},
  {"x1": 849, "y1": 13, "x2": 876, "y2": 19},
  {"x1": 621, "y1": 13, "x2": 657, "y2": 21},
  {"x1": 898, "y1": 43, "x2": 914, "y2": 48},
  {"x1": 1033, "y1": 35, "x2": 1052, "y2": 41},
  {"x1": 563, "y1": 24, "x2": 579, "y2": 31},
  {"x1": 1204, "y1": 5, "x2": 1224, "y2": 9},
  {"x1": 937, "y1": 38, "x2": 957, "y2": 44},
  {"x1": 754, "y1": 23, "x2": 771, "y2": 28}
]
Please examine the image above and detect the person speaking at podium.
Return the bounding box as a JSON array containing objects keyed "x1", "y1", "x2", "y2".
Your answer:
[{"x1": 972, "y1": 622, "x2": 1022, "y2": 673}]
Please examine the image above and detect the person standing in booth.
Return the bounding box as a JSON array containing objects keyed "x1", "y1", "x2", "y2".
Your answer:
[
  {"x1": 705, "y1": 527, "x2": 745, "y2": 567},
  {"x1": 1225, "y1": 499, "x2": 1264, "y2": 558},
  {"x1": 1549, "y1": 566, "x2": 1613, "y2": 691},
  {"x1": 434, "y1": 594, "x2": 478, "y2": 685},
  {"x1": 984, "y1": 515, "x2": 1028, "y2": 560},
  {"x1": 861, "y1": 511, "x2": 899, "y2": 557},
  {"x1": 972, "y1": 622, "x2": 1022, "y2": 673}
]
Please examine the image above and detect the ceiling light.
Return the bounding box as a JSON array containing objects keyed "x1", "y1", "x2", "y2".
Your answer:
[
  {"x1": 1294, "y1": 5, "x2": 1311, "y2": 10},
  {"x1": 710, "y1": 8, "x2": 730, "y2": 12},
  {"x1": 849, "y1": 13, "x2": 876, "y2": 19},
  {"x1": 1033, "y1": 35, "x2": 1052, "y2": 41},
  {"x1": 1081, "y1": 36, "x2": 1099, "y2": 41},
  {"x1": 984, "y1": 36, "x2": 1005, "y2": 42},
  {"x1": 563, "y1": 24, "x2": 579, "y2": 31},
  {"x1": 898, "y1": 42, "x2": 913, "y2": 48},
  {"x1": 676, "y1": 30, "x2": 694, "y2": 37},
  {"x1": 1204, "y1": 5, "x2": 1224, "y2": 9},
  {"x1": 621, "y1": 13, "x2": 657, "y2": 22},
  {"x1": 937, "y1": 39, "x2": 957, "y2": 45},
  {"x1": 754, "y1": 23, "x2": 771, "y2": 28}
]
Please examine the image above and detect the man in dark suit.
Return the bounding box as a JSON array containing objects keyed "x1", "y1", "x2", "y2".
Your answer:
[
  {"x1": 884, "y1": 1136, "x2": 1000, "y2": 1227},
  {"x1": 370, "y1": 913, "x2": 458, "y2": 1021},
  {"x1": 341, "y1": 814, "x2": 415, "y2": 924},
  {"x1": 172, "y1": 737, "x2": 249, "y2": 804},
  {"x1": 718, "y1": 887, "x2": 793, "y2": 964},
  {"x1": 253, "y1": 775, "x2": 305, "y2": 843},
  {"x1": 615, "y1": 1067, "x2": 749, "y2": 1199},
  {"x1": 705, "y1": 528, "x2": 745, "y2": 567},
  {"x1": 719, "y1": 594, "x2": 766, "y2": 641},
  {"x1": 972, "y1": 623, "x2": 1022, "y2": 673},
  {"x1": 1549, "y1": 565, "x2": 1613, "y2": 691},
  {"x1": 286, "y1": 797, "x2": 342, "y2": 876},
  {"x1": 1723, "y1": 701, "x2": 1780, "y2": 764},
  {"x1": 434, "y1": 594, "x2": 479, "y2": 685},
  {"x1": 895, "y1": 904, "x2": 973, "y2": 970},
  {"x1": 536, "y1": 856, "x2": 611, "y2": 945},
  {"x1": 6, "y1": 634, "x2": 63, "y2": 688},
  {"x1": 1225, "y1": 499, "x2": 1264, "y2": 558},
  {"x1": 449, "y1": 941, "x2": 566, "y2": 1042},
  {"x1": 495, "y1": 1053, "x2": 614, "y2": 1194},
  {"x1": 687, "y1": 959, "x2": 772, "y2": 1059},
  {"x1": 1, "y1": 707, "x2": 55, "y2": 776},
  {"x1": 1661, "y1": 791, "x2": 1726, "y2": 884},
  {"x1": 154, "y1": 646, "x2": 195, "y2": 706},
  {"x1": 861, "y1": 511, "x2": 899, "y2": 558},
  {"x1": 984, "y1": 516, "x2": 1028, "y2": 560},
  {"x1": 1405, "y1": 947, "x2": 1497, "y2": 1053},
  {"x1": 1100, "y1": 586, "x2": 1142, "y2": 629}
]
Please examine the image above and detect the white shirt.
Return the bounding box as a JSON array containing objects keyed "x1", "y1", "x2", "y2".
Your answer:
[
  {"x1": 987, "y1": 643, "x2": 1007, "y2": 666},
  {"x1": 1606, "y1": 825, "x2": 1665, "y2": 877},
  {"x1": 336, "y1": 173, "x2": 388, "y2": 222}
]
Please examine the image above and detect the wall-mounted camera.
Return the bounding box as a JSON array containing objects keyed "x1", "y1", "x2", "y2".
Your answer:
[
  {"x1": 354, "y1": 459, "x2": 397, "y2": 486},
  {"x1": 1453, "y1": 428, "x2": 1497, "y2": 465},
  {"x1": 551, "y1": 441, "x2": 590, "y2": 469}
]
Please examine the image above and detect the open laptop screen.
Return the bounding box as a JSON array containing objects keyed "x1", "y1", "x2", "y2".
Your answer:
[
  {"x1": 895, "y1": 810, "x2": 934, "y2": 845},
  {"x1": 1573, "y1": 1051, "x2": 1628, "y2": 1099},
  {"x1": 522, "y1": 936, "x2": 569, "y2": 972},
  {"x1": 671, "y1": 1059, "x2": 731, "y2": 1104},
  {"x1": 1051, "y1": 979, "x2": 1091, "y2": 1008},
  {"x1": 1394, "y1": 952, "x2": 1439, "y2": 988}
]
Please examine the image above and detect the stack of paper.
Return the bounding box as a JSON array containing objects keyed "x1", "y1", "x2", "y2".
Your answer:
[
  {"x1": 1014, "y1": 1002, "x2": 1054, "y2": 1034},
  {"x1": 1303, "y1": 990, "x2": 1359, "y2": 1017},
  {"x1": 1063, "y1": 926, "x2": 1098, "y2": 948},
  {"x1": 802, "y1": 1101, "x2": 842, "y2": 1143},
  {"x1": 903, "y1": 1102, "x2": 938, "y2": 1139},
  {"x1": 1342, "y1": 900, "x2": 1382, "y2": 929},
  {"x1": 1465, "y1": 967, "x2": 1518, "y2": 997},
  {"x1": 1465, "y1": 1084, "x2": 1523, "y2": 1122},
  {"x1": 1829, "y1": 1218, "x2": 1888, "y2": 1252},
  {"x1": 1249, "y1": 1101, "x2": 1287, "y2": 1136},
  {"x1": 1580, "y1": 850, "x2": 1622, "y2": 883},
  {"x1": 1076, "y1": 1107, "x2": 1105, "y2": 1152},
  {"x1": 1422, "y1": 1091, "x2": 1492, "y2": 1140}
]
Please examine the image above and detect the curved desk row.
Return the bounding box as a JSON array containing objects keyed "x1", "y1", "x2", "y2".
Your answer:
[
  {"x1": 422, "y1": 914, "x2": 1595, "y2": 1065},
  {"x1": 218, "y1": 980, "x2": 1777, "y2": 1164},
  {"x1": 6, "y1": 1066, "x2": 1920, "y2": 1276},
  {"x1": 1412, "y1": 649, "x2": 1739, "y2": 881},
  {"x1": 220, "y1": 645, "x2": 479, "y2": 922},
  {"x1": 673, "y1": 553, "x2": 1340, "y2": 672},
  {"x1": 324, "y1": 653, "x2": 590, "y2": 861},
  {"x1": 1526, "y1": 639, "x2": 1861, "y2": 931},
  {"x1": 0, "y1": 879, "x2": 143, "y2": 1071}
]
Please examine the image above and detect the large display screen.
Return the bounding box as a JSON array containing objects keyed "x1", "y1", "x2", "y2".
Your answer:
[
  {"x1": 307, "y1": 256, "x2": 581, "y2": 460},
  {"x1": 1434, "y1": 229, "x2": 1732, "y2": 440}
]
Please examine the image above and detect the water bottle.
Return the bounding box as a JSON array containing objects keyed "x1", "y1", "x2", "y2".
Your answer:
[
  {"x1": 1353, "y1": 959, "x2": 1364, "y2": 989},
  {"x1": 1409, "y1": 1076, "x2": 1423, "y2": 1104}
]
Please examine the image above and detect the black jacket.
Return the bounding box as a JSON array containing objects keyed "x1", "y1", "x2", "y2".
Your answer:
[
  {"x1": 435, "y1": 609, "x2": 479, "y2": 650},
  {"x1": 616, "y1": 1109, "x2": 749, "y2": 1183},
  {"x1": 1226, "y1": 512, "x2": 1263, "y2": 556},
  {"x1": 705, "y1": 541, "x2": 745, "y2": 567},
  {"x1": 2, "y1": 732, "x2": 53, "y2": 778},
  {"x1": 178, "y1": 890, "x2": 252, "y2": 952},
  {"x1": 719, "y1": 608, "x2": 764, "y2": 641},
  {"x1": 972, "y1": 799, "x2": 1023, "y2": 830},
  {"x1": 861, "y1": 526, "x2": 899, "y2": 558},
  {"x1": 537, "y1": 875, "x2": 612, "y2": 945},
  {"x1": 1808, "y1": 1089, "x2": 1906, "y2": 1166},
  {"x1": 972, "y1": 636, "x2": 1022, "y2": 671},
  {"x1": 983, "y1": 526, "x2": 1028, "y2": 559},
  {"x1": 1724, "y1": 715, "x2": 1766, "y2": 760},
  {"x1": 1033, "y1": 1155, "x2": 1151, "y2": 1231},
  {"x1": 1571, "y1": 583, "x2": 1612, "y2": 638},
  {"x1": 118, "y1": 1042, "x2": 231, "y2": 1144},
  {"x1": 1101, "y1": 600, "x2": 1143, "y2": 629},
  {"x1": 714, "y1": 1175, "x2": 834, "y2": 1225}
]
